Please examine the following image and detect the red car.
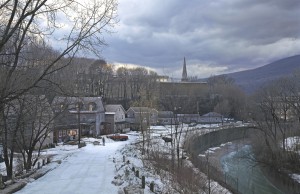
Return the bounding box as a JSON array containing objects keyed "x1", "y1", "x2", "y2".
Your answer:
[{"x1": 107, "y1": 134, "x2": 128, "y2": 141}]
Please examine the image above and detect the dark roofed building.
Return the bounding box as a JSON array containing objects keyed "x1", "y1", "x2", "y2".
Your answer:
[
  {"x1": 157, "y1": 111, "x2": 174, "y2": 125},
  {"x1": 52, "y1": 96, "x2": 105, "y2": 142}
]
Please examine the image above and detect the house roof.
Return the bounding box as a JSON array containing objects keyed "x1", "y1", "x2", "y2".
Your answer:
[
  {"x1": 105, "y1": 104, "x2": 125, "y2": 113},
  {"x1": 7, "y1": 95, "x2": 53, "y2": 116},
  {"x1": 202, "y1": 112, "x2": 222, "y2": 117},
  {"x1": 158, "y1": 111, "x2": 174, "y2": 118},
  {"x1": 52, "y1": 96, "x2": 104, "y2": 112},
  {"x1": 128, "y1": 107, "x2": 149, "y2": 113},
  {"x1": 128, "y1": 107, "x2": 158, "y2": 113},
  {"x1": 105, "y1": 112, "x2": 115, "y2": 115}
]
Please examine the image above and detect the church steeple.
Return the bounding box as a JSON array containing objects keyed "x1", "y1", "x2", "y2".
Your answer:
[{"x1": 181, "y1": 57, "x2": 188, "y2": 82}]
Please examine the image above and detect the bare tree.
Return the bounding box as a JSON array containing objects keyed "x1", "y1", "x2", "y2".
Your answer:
[
  {"x1": 207, "y1": 75, "x2": 247, "y2": 120},
  {"x1": 115, "y1": 66, "x2": 130, "y2": 107},
  {"x1": 174, "y1": 116, "x2": 184, "y2": 168},
  {"x1": 0, "y1": 0, "x2": 118, "y2": 108},
  {"x1": 16, "y1": 95, "x2": 55, "y2": 172},
  {"x1": 250, "y1": 75, "x2": 300, "y2": 170},
  {"x1": 0, "y1": 0, "x2": 117, "y2": 178},
  {"x1": 1, "y1": 99, "x2": 22, "y2": 178},
  {"x1": 2, "y1": 95, "x2": 57, "y2": 176},
  {"x1": 112, "y1": 66, "x2": 159, "y2": 109}
]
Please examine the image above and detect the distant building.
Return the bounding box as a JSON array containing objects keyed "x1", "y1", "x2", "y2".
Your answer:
[
  {"x1": 199, "y1": 112, "x2": 223, "y2": 123},
  {"x1": 158, "y1": 81, "x2": 208, "y2": 114},
  {"x1": 174, "y1": 112, "x2": 223, "y2": 124},
  {"x1": 52, "y1": 96, "x2": 105, "y2": 142},
  {"x1": 157, "y1": 111, "x2": 174, "y2": 125},
  {"x1": 126, "y1": 107, "x2": 158, "y2": 130},
  {"x1": 158, "y1": 57, "x2": 208, "y2": 114},
  {"x1": 104, "y1": 104, "x2": 128, "y2": 134}
]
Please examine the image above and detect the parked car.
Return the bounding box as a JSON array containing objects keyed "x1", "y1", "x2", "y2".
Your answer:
[{"x1": 107, "y1": 134, "x2": 128, "y2": 141}]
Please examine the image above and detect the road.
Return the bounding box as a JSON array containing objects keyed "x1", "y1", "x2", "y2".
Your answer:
[{"x1": 15, "y1": 139, "x2": 128, "y2": 194}]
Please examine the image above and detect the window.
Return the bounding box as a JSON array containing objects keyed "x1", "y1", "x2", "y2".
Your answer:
[
  {"x1": 76, "y1": 102, "x2": 83, "y2": 110},
  {"x1": 88, "y1": 102, "x2": 97, "y2": 111},
  {"x1": 60, "y1": 103, "x2": 66, "y2": 111}
]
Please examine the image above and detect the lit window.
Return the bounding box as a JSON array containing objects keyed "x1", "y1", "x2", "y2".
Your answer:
[
  {"x1": 76, "y1": 102, "x2": 83, "y2": 110},
  {"x1": 88, "y1": 103, "x2": 97, "y2": 111}
]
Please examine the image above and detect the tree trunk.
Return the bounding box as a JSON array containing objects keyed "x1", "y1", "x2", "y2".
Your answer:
[{"x1": 25, "y1": 149, "x2": 33, "y2": 172}]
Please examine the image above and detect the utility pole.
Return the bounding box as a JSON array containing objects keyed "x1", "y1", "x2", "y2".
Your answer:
[{"x1": 77, "y1": 98, "x2": 81, "y2": 148}]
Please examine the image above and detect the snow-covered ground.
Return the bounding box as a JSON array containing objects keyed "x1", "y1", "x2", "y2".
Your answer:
[
  {"x1": 14, "y1": 136, "x2": 135, "y2": 194},
  {"x1": 284, "y1": 136, "x2": 300, "y2": 183},
  {"x1": 285, "y1": 136, "x2": 300, "y2": 152},
  {"x1": 4, "y1": 123, "x2": 242, "y2": 194}
]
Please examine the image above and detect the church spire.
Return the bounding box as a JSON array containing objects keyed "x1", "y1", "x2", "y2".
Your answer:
[{"x1": 181, "y1": 57, "x2": 188, "y2": 82}]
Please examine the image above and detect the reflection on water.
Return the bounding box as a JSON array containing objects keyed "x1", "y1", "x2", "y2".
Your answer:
[{"x1": 221, "y1": 145, "x2": 283, "y2": 194}]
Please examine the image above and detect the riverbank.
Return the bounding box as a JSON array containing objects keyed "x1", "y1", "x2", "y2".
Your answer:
[
  {"x1": 198, "y1": 138, "x2": 252, "y2": 172},
  {"x1": 197, "y1": 138, "x2": 288, "y2": 194},
  {"x1": 193, "y1": 138, "x2": 252, "y2": 193}
]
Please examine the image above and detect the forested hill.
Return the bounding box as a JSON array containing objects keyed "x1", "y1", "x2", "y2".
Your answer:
[{"x1": 226, "y1": 55, "x2": 300, "y2": 93}]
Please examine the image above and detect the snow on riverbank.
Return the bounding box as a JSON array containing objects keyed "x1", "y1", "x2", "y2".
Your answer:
[
  {"x1": 285, "y1": 136, "x2": 300, "y2": 152},
  {"x1": 284, "y1": 136, "x2": 300, "y2": 184}
]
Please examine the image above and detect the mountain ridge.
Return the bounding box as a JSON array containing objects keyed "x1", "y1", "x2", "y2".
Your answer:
[{"x1": 224, "y1": 55, "x2": 300, "y2": 93}]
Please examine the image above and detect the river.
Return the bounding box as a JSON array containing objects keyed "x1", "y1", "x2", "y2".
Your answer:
[{"x1": 221, "y1": 144, "x2": 283, "y2": 194}]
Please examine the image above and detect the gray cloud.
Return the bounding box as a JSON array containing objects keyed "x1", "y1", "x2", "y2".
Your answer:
[{"x1": 102, "y1": 0, "x2": 300, "y2": 78}]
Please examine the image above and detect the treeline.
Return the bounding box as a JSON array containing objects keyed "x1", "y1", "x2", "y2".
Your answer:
[{"x1": 49, "y1": 59, "x2": 161, "y2": 110}]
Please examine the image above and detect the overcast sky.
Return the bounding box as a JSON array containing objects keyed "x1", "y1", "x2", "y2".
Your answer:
[{"x1": 101, "y1": 0, "x2": 300, "y2": 78}]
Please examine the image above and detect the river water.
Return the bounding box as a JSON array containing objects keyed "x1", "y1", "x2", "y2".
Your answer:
[{"x1": 221, "y1": 144, "x2": 284, "y2": 194}]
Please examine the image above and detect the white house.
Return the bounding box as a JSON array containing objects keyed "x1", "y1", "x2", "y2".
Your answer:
[
  {"x1": 126, "y1": 107, "x2": 158, "y2": 130},
  {"x1": 104, "y1": 104, "x2": 127, "y2": 134}
]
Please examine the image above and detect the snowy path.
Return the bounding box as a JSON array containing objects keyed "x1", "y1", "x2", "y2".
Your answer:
[{"x1": 15, "y1": 139, "x2": 129, "y2": 194}]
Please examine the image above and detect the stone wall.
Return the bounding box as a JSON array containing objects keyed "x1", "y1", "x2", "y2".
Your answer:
[{"x1": 186, "y1": 127, "x2": 251, "y2": 156}]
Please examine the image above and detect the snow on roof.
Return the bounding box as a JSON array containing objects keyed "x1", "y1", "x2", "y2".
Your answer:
[
  {"x1": 202, "y1": 112, "x2": 222, "y2": 117},
  {"x1": 128, "y1": 107, "x2": 158, "y2": 113},
  {"x1": 158, "y1": 111, "x2": 174, "y2": 118},
  {"x1": 129, "y1": 107, "x2": 149, "y2": 112},
  {"x1": 105, "y1": 104, "x2": 124, "y2": 112},
  {"x1": 105, "y1": 112, "x2": 115, "y2": 115},
  {"x1": 150, "y1": 126, "x2": 168, "y2": 131}
]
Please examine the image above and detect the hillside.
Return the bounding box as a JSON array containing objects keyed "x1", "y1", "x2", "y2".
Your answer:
[{"x1": 226, "y1": 55, "x2": 300, "y2": 93}]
